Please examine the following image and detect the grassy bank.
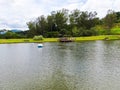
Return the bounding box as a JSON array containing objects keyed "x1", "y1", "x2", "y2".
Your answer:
[
  {"x1": 0, "y1": 35, "x2": 120, "y2": 44},
  {"x1": 0, "y1": 38, "x2": 59, "y2": 44},
  {"x1": 75, "y1": 35, "x2": 120, "y2": 41}
]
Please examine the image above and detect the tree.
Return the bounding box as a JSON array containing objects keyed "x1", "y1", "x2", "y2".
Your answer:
[
  {"x1": 4, "y1": 31, "x2": 18, "y2": 39},
  {"x1": 27, "y1": 21, "x2": 37, "y2": 37},
  {"x1": 26, "y1": 9, "x2": 101, "y2": 37},
  {"x1": 69, "y1": 9, "x2": 81, "y2": 27},
  {"x1": 54, "y1": 9, "x2": 69, "y2": 32},
  {"x1": 36, "y1": 15, "x2": 47, "y2": 36},
  {"x1": 46, "y1": 9, "x2": 69, "y2": 37},
  {"x1": 103, "y1": 10, "x2": 117, "y2": 34},
  {"x1": 115, "y1": 12, "x2": 120, "y2": 23},
  {"x1": 77, "y1": 11, "x2": 98, "y2": 30},
  {"x1": 27, "y1": 15, "x2": 47, "y2": 37},
  {"x1": 72, "y1": 27, "x2": 80, "y2": 37}
]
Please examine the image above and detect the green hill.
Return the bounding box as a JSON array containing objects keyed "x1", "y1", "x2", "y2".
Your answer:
[{"x1": 95, "y1": 23, "x2": 120, "y2": 35}]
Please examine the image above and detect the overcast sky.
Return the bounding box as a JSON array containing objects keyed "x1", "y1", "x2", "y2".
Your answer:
[{"x1": 0, "y1": 0, "x2": 120, "y2": 30}]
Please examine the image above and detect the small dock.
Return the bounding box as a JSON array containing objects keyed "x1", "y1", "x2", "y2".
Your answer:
[{"x1": 59, "y1": 37, "x2": 74, "y2": 42}]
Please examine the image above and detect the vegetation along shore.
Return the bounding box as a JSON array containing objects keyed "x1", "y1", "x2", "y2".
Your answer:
[{"x1": 1, "y1": 9, "x2": 120, "y2": 43}]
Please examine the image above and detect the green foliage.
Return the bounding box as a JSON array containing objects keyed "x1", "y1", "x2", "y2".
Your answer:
[
  {"x1": 0, "y1": 31, "x2": 25, "y2": 39},
  {"x1": 45, "y1": 31, "x2": 59, "y2": 38},
  {"x1": 93, "y1": 25, "x2": 107, "y2": 35},
  {"x1": 72, "y1": 27, "x2": 80, "y2": 37},
  {"x1": 103, "y1": 10, "x2": 117, "y2": 34},
  {"x1": 115, "y1": 12, "x2": 120, "y2": 23},
  {"x1": 33, "y1": 35, "x2": 44, "y2": 40},
  {"x1": 1, "y1": 9, "x2": 120, "y2": 39},
  {"x1": 79, "y1": 29, "x2": 95, "y2": 36},
  {"x1": 60, "y1": 29, "x2": 68, "y2": 36},
  {"x1": 111, "y1": 26, "x2": 120, "y2": 35},
  {"x1": 25, "y1": 9, "x2": 120, "y2": 38}
]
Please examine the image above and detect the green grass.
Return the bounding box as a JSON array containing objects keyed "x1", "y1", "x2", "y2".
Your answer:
[
  {"x1": 43, "y1": 38, "x2": 59, "y2": 42},
  {"x1": 95, "y1": 23, "x2": 120, "y2": 35},
  {"x1": 75, "y1": 35, "x2": 120, "y2": 41},
  {"x1": 0, "y1": 35, "x2": 120, "y2": 44},
  {"x1": 111, "y1": 27, "x2": 120, "y2": 34},
  {"x1": 0, "y1": 38, "x2": 59, "y2": 44}
]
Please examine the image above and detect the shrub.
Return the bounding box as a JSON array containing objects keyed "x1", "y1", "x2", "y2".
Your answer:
[{"x1": 33, "y1": 35, "x2": 44, "y2": 40}]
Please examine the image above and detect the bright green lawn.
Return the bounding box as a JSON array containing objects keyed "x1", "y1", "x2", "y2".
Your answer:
[
  {"x1": 0, "y1": 38, "x2": 59, "y2": 44},
  {"x1": 111, "y1": 27, "x2": 120, "y2": 34},
  {"x1": 0, "y1": 35, "x2": 120, "y2": 44},
  {"x1": 75, "y1": 35, "x2": 120, "y2": 41}
]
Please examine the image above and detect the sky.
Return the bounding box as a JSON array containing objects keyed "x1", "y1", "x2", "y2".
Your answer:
[{"x1": 0, "y1": 0, "x2": 120, "y2": 30}]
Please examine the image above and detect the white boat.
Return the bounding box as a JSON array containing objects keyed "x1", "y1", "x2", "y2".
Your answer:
[{"x1": 38, "y1": 44, "x2": 43, "y2": 48}]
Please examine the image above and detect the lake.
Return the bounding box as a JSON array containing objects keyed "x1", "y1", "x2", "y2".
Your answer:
[{"x1": 0, "y1": 41, "x2": 120, "y2": 90}]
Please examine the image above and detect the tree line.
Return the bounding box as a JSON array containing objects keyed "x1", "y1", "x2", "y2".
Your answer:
[
  {"x1": 27, "y1": 9, "x2": 99, "y2": 37},
  {"x1": 27, "y1": 9, "x2": 120, "y2": 38},
  {"x1": 0, "y1": 9, "x2": 120, "y2": 39}
]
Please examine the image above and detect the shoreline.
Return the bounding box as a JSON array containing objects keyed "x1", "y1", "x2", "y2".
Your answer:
[{"x1": 0, "y1": 35, "x2": 120, "y2": 44}]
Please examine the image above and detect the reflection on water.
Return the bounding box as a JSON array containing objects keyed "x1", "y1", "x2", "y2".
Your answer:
[{"x1": 1, "y1": 41, "x2": 120, "y2": 90}]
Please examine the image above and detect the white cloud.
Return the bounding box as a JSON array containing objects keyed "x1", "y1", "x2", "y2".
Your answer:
[
  {"x1": 81, "y1": 0, "x2": 119, "y2": 18},
  {"x1": 0, "y1": 0, "x2": 120, "y2": 30},
  {"x1": 0, "y1": 0, "x2": 46, "y2": 30}
]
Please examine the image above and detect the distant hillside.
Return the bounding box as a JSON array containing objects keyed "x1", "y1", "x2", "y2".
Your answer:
[{"x1": 10, "y1": 29, "x2": 22, "y2": 33}]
